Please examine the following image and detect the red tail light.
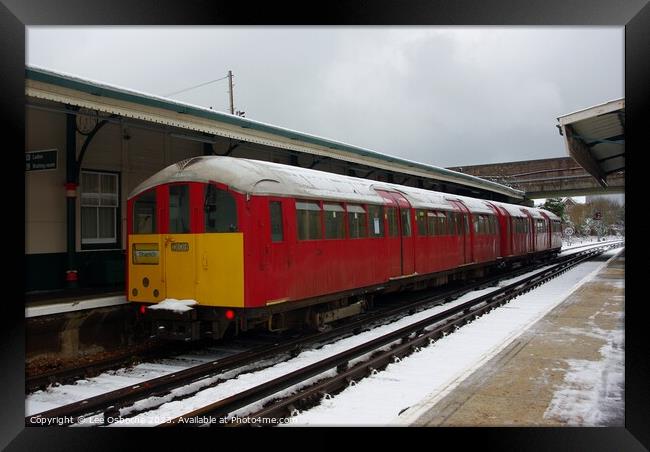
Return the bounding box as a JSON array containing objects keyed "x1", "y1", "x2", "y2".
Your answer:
[
  {"x1": 140, "y1": 305, "x2": 147, "y2": 315},
  {"x1": 225, "y1": 309, "x2": 235, "y2": 320}
]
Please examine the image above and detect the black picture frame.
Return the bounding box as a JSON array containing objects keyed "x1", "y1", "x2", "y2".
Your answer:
[{"x1": 3, "y1": 1, "x2": 647, "y2": 449}]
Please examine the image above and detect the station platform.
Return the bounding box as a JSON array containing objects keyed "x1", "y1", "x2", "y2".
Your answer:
[
  {"x1": 407, "y1": 249, "x2": 625, "y2": 426},
  {"x1": 25, "y1": 287, "x2": 126, "y2": 318}
]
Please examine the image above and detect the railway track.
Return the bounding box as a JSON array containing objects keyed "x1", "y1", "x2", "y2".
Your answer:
[
  {"x1": 167, "y1": 241, "x2": 622, "y2": 427},
  {"x1": 25, "y1": 240, "x2": 622, "y2": 427},
  {"x1": 26, "y1": 238, "x2": 616, "y2": 393}
]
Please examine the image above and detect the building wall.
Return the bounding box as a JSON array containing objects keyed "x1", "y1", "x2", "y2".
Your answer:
[
  {"x1": 26, "y1": 98, "x2": 469, "y2": 292},
  {"x1": 25, "y1": 104, "x2": 204, "y2": 291},
  {"x1": 25, "y1": 107, "x2": 67, "y2": 255}
]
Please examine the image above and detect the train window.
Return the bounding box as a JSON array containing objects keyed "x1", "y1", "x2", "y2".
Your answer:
[
  {"x1": 427, "y1": 211, "x2": 436, "y2": 236},
  {"x1": 81, "y1": 171, "x2": 118, "y2": 244},
  {"x1": 438, "y1": 212, "x2": 448, "y2": 235},
  {"x1": 386, "y1": 207, "x2": 399, "y2": 237},
  {"x1": 169, "y1": 184, "x2": 190, "y2": 233},
  {"x1": 205, "y1": 185, "x2": 238, "y2": 233},
  {"x1": 133, "y1": 190, "x2": 156, "y2": 234},
  {"x1": 269, "y1": 201, "x2": 283, "y2": 242},
  {"x1": 296, "y1": 200, "x2": 322, "y2": 240},
  {"x1": 368, "y1": 205, "x2": 385, "y2": 237},
  {"x1": 446, "y1": 212, "x2": 455, "y2": 235},
  {"x1": 473, "y1": 216, "x2": 480, "y2": 234},
  {"x1": 416, "y1": 210, "x2": 428, "y2": 236},
  {"x1": 428, "y1": 211, "x2": 445, "y2": 236},
  {"x1": 400, "y1": 209, "x2": 412, "y2": 237},
  {"x1": 324, "y1": 202, "x2": 345, "y2": 239},
  {"x1": 347, "y1": 204, "x2": 368, "y2": 239}
]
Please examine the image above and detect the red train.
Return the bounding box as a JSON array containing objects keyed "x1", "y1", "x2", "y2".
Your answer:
[{"x1": 127, "y1": 156, "x2": 562, "y2": 340}]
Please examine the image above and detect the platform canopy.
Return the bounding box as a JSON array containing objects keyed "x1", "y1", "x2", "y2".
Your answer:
[
  {"x1": 557, "y1": 98, "x2": 624, "y2": 188},
  {"x1": 26, "y1": 65, "x2": 524, "y2": 201}
]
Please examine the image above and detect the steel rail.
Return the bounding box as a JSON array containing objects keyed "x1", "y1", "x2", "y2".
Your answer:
[
  {"x1": 26, "y1": 241, "x2": 621, "y2": 427},
  {"x1": 244, "y1": 243, "x2": 624, "y2": 424},
  {"x1": 162, "y1": 243, "x2": 620, "y2": 426}
]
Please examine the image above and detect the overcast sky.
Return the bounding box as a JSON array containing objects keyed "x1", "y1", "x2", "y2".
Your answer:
[{"x1": 26, "y1": 27, "x2": 623, "y2": 168}]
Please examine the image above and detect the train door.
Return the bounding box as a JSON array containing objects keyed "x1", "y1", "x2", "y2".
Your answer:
[
  {"x1": 266, "y1": 198, "x2": 290, "y2": 297},
  {"x1": 526, "y1": 214, "x2": 535, "y2": 252},
  {"x1": 163, "y1": 183, "x2": 197, "y2": 300},
  {"x1": 374, "y1": 190, "x2": 414, "y2": 276},
  {"x1": 449, "y1": 200, "x2": 472, "y2": 264},
  {"x1": 398, "y1": 203, "x2": 415, "y2": 275},
  {"x1": 486, "y1": 202, "x2": 506, "y2": 258},
  {"x1": 544, "y1": 216, "x2": 552, "y2": 250}
]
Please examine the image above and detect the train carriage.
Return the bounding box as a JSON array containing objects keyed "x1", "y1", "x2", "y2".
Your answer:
[
  {"x1": 127, "y1": 156, "x2": 561, "y2": 340},
  {"x1": 455, "y1": 196, "x2": 500, "y2": 264},
  {"x1": 541, "y1": 211, "x2": 563, "y2": 250},
  {"x1": 520, "y1": 206, "x2": 551, "y2": 252},
  {"x1": 486, "y1": 201, "x2": 529, "y2": 258}
]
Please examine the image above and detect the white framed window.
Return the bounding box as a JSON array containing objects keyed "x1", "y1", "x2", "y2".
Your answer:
[{"x1": 80, "y1": 170, "x2": 119, "y2": 245}]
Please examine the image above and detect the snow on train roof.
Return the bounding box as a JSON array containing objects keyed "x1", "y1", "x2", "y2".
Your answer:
[
  {"x1": 519, "y1": 205, "x2": 548, "y2": 220},
  {"x1": 539, "y1": 209, "x2": 561, "y2": 221},
  {"x1": 130, "y1": 156, "x2": 527, "y2": 215},
  {"x1": 130, "y1": 156, "x2": 388, "y2": 204},
  {"x1": 487, "y1": 200, "x2": 529, "y2": 218}
]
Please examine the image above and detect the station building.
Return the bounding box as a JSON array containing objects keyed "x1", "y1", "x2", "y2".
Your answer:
[{"x1": 25, "y1": 66, "x2": 525, "y2": 294}]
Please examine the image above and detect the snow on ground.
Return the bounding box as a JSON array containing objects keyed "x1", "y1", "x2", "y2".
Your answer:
[
  {"x1": 25, "y1": 347, "x2": 247, "y2": 416},
  {"x1": 543, "y1": 325, "x2": 624, "y2": 426},
  {"x1": 561, "y1": 235, "x2": 621, "y2": 250},
  {"x1": 559, "y1": 237, "x2": 623, "y2": 257},
  {"x1": 101, "y1": 266, "x2": 585, "y2": 426},
  {"x1": 287, "y1": 246, "x2": 623, "y2": 426},
  {"x1": 543, "y1": 271, "x2": 625, "y2": 426},
  {"x1": 116, "y1": 246, "x2": 621, "y2": 426},
  {"x1": 26, "y1": 238, "x2": 623, "y2": 426}
]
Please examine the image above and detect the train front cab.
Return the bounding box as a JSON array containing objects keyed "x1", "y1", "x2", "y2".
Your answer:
[{"x1": 127, "y1": 181, "x2": 244, "y2": 340}]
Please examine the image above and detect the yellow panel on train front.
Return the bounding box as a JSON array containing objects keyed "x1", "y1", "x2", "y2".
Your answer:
[
  {"x1": 129, "y1": 235, "x2": 165, "y2": 303},
  {"x1": 128, "y1": 233, "x2": 244, "y2": 308}
]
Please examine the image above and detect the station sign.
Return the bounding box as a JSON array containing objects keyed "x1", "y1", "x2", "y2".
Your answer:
[{"x1": 26, "y1": 149, "x2": 58, "y2": 172}]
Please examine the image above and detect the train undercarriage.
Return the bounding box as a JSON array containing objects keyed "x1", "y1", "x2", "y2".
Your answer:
[{"x1": 134, "y1": 250, "x2": 558, "y2": 342}]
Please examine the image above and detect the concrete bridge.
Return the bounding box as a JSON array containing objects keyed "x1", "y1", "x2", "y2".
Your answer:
[{"x1": 447, "y1": 156, "x2": 624, "y2": 199}]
